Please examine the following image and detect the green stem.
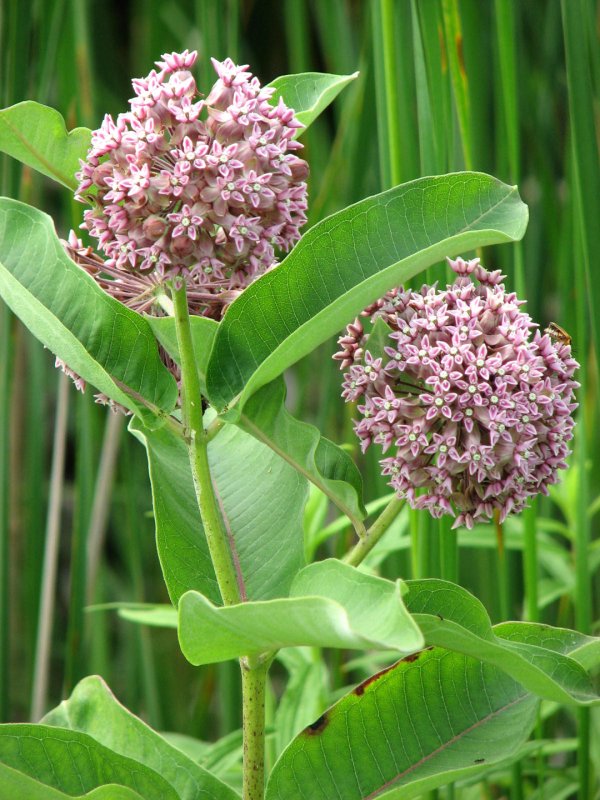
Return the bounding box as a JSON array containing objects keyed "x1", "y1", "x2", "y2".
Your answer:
[
  {"x1": 241, "y1": 656, "x2": 269, "y2": 800},
  {"x1": 205, "y1": 416, "x2": 225, "y2": 443},
  {"x1": 172, "y1": 285, "x2": 268, "y2": 797},
  {"x1": 343, "y1": 497, "x2": 404, "y2": 567},
  {"x1": 494, "y1": 511, "x2": 523, "y2": 799},
  {"x1": 64, "y1": 391, "x2": 96, "y2": 694},
  {"x1": 171, "y1": 283, "x2": 241, "y2": 607}
]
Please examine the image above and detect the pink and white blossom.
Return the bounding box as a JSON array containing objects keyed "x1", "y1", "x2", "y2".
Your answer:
[
  {"x1": 72, "y1": 50, "x2": 308, "y2": 319},
  {"x1": 335, "y1": 257, "x2": 579, "y2": 529}
]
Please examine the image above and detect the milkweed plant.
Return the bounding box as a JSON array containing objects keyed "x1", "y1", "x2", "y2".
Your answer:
[{"x1": 0, "y1": 50, "x2": 596, "y2": 800}]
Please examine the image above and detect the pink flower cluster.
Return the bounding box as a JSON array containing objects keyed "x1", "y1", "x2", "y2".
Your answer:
[
  {"x1": 73, "y1": 50, "x2": 308, "y2": 318},
  {"x1": 335, "y1": 257, "x2": 579, "y2": 529}
]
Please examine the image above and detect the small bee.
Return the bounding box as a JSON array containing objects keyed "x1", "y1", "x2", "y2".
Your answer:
[{"x1": 545, "y1": 321, "x2": 572, "y2": 348}]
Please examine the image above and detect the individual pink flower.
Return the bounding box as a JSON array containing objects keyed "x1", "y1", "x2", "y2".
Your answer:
[
  {"x1": 334, "y1": 257, "x2": 579, "y2": 529},
  {"x1": 71, "y1": 50, "x2": 308, "y2": 321}
]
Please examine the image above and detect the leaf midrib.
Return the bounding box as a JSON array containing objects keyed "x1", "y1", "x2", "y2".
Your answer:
[{"x1": 363, "y1": 693, "x2": 529, "y2": 799}]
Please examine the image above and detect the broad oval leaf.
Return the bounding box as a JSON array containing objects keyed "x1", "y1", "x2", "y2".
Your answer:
[
  {"x1": 0, "y1": 101, "x2": 91, "y2": 190},
  {"x1": 0, "y1": 199, "x2": 177, "y2": 425},
  {"x1": 267, "y1": 71, "x2": 359, "y2": 133},
  {"x1": 42, "y1": 675, "x2": 240, "y2": 800},
  {"x1": 173, "y1": 559, "x2": 422, "y2": 664},
  {"x1": 237, "y1": 377, "x2": 366, "y2": 532},
  {"x1": 205, "y1": 172, "x2": 528, "y2": 414},
  {"x1": 406, "y1": 579, "x2": 600, "y2": 705},
  {"x1": 129, "y1": 412, "x2": 307, "y2": 604},
  {"x1": 129, "y1": 420, "x2": 220, "y2": 604},
  {"x1": 266, "y1": 646, "x2": 539, "y2": 800},
  {"x1": 0, "y1": 724, "x2": 178, "y2": 800},
  {"x1": 0, "y1": 765, "x2": 145, "y2": 800}
]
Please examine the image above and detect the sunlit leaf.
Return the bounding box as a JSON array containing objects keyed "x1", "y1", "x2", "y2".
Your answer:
[
  {"x1": 0, "y1": 199, "x2": 177, "y2": 425},
  {"x1": 130, "y1": 412, "x2": 307, "y2": 604},
  {"x1": 0, "y1": 725, "x2": 178, "y2": 800},
  {"x1": 406, "y1": 579, "x2": 600, "y2": 705},
  {"x1": 237, "y1": 377, "x2": 366, "y2": 532},
  {"x1": 43, "y1": 676, "x2": 240, "y2": 800},
  {"x1": 268, "y1": 71, "x2": 359, "y2": 133},
  {"x1": 0, "y1": 766, "x2": 144, "y2": 800},
  {"x1": 125, "y1": 560, "x2": 423, "y2": 664},
  {"x1": 266, "y1": 644, "x2": 540, "y2": 799},
  {"x1": 205, "y1": 173, "x2": 528, "y2": 415},
  {"x1": 0, "y1": 101, "x2": 91, "y2": 189}
]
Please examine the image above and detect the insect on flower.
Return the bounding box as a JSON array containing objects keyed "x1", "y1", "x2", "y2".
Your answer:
[{"x1": 545, "y1": 322, "x2": 572, "y2": 347}]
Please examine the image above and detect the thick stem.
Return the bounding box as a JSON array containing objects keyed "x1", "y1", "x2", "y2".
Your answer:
[
  {"x1": 172, "y1": 284, "x2": 240, "y2": 606},
  {"x1": 343, "y1": 496, "x2": 404, "y2": 567},
  {"x1": 172, "y1": 285, "x2": 267, "y2": 799},
  {"x1": 241, "y1": 656, "x2": 269, "y2": 800}
]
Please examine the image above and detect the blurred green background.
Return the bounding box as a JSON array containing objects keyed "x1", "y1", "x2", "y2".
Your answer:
[{"x1": 1, "y1": 1, "x2": 599, "y2": 793}]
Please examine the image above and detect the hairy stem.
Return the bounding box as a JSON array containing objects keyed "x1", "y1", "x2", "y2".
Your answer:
[
  {"x1": 172, "y1": 283, "x2": 240, "y2": 606},
  {"x1": 343, "y1": 496, "x2": 404, "y2": 567},
  {"x1": 172, "y1": 283, "x2": 268, "y2": 800},
  {"x1": 241, "y1": 655, "x2": 270, "y2": 800}
]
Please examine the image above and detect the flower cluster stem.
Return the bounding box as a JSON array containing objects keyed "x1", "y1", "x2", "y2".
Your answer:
[
  {"x1": 343, "y1": 497, "x2": 404, "y2": 567},
  {"x1": 172, "y1": 284, "x2": 241, "y2": 606}
]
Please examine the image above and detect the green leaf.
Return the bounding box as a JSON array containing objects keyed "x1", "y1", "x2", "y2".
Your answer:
[
  {"x1": 128, "y1": 420, "x2": 220, "y2": 604},
  {"x1": 205, "y1": 173, "x2": 528, "y2": 415},
  {"x1": 147, "y1": 315, "x2": 218, "y2": 395},
  {"x1": 266, "y1": 646, "x2": 540, "y2": 800},
  {"x1": 42, "y1": 676, "x2": 240, "y2": 800},
  {"x1": 266, "y1": 611, "x2": 600, "y2": 800},
  {"x1": 267, "y1": 72, "x2": 359, "y2": 133},
  {"x1": 188, "y1": 729, "x2": 244, "y2": 790},
  {"x1": 274, "y1": 648, "x2": 329, "y2": 758},
  {"x1": 0, "y1": 724, "x2": 178, "y2": 800},
  {"x1": 148, "y1": 318, "x2": 365, "y2": 535},
  {"x1": 0, "y1": 765, "x2": 145, "y2": 800},
  {"x1": 237, "y1": 377, "x2": 366, "y2": 533},
  {"x1": 0, "y1": 199, "x2": 177, "y2": 425},
  {"x1": 406, "y1": 579, "x2": 600, "y2": 706},
  {"x1": 0, "y1": 101, "x2": 91, "y2": 190},
  {"x1": 161, "y1": 732, "x2": 212, "y2": 765},
  {"x1": 173, "y1": 560, "x2": 423, "y2": 665},
  {"x1": 129, "y1": 413, "x2": 307, "y2": 605}
]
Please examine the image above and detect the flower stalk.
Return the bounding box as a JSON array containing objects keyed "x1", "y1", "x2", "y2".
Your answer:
[{"x1": 344, "y1": 496, "x2": 404, "y2": 567}]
